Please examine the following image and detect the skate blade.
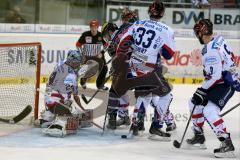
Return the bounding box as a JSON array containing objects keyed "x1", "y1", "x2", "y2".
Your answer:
[
  {"x1": 148, "y1": 134, "x2": 171, "y2": 141},
  {"x1": 185, "y1": 143, "x2": 207, "y2": 150},
  {"x1": 214, "y1": 151, "x2": 236, "y2": 158}
]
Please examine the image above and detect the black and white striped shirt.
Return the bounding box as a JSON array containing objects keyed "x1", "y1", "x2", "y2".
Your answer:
[{"x1": 76, "y1": 31, "x2": 104, "y2": 57}]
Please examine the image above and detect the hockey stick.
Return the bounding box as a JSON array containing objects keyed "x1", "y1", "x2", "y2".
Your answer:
[
  {"x1": 173, "y1": 104, "x2": 197, "y2": 148},
  {"x1": 101, "y1": 105, "x2": 109, "y2": 136},
  {"x1": 0, "y1": 105, "x2": 32, "y2": 124},
  {"x1": 81, "y1": 74, "x2": 112, "y2": 104},
  {"x1": 220, "y1": 102, "x2": 240, "y2": 117}
]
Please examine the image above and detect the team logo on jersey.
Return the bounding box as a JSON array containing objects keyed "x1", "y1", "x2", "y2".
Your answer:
[
  {"x1": 218, "y1": 99, "x2": 225, "y2": 107},
  {"x1": 98, "y1": 37, "x2": 102, "y2": 41},
  {"x1": 85, "y1": 36, "x2": 92, "y2": 43},
  {"x1": 205, "y1": 56, "x2": 218, "y2": 65}
]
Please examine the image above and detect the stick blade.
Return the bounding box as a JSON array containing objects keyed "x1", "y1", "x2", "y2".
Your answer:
[
  {"x1": 81, "y1": 94, "x2": 89, "y2": 104},
  {"x1": 12, "y1": 105, "x2": 32, "y2": 123},
  {"x1": 173, "y1": 140, "x2": 181, "y2": 148}
]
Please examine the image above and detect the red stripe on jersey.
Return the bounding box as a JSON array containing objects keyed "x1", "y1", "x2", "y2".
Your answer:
[
  {"x1": 46, "y1": 102, "x2": 56, "y2": 108},
  {"x1": 51, "y1": 93, "x2": 64, "y2": 100},
  {"x1": 133, "y1": 108, "x2": 139, "y2": 113},
  {"x1": 213, "y1": 118, "x2": 224, "y2": 127},
  {"x1": 192, "y1": 113, "x2": 204, "y2": 118},
  {"x1": 209, "y1": 79, "x2": 224, "y2": 89},
  {"x1": 162, "y1": 44, "x2": 175, "y2": 57},
  {"x1": 116, "y1": 35, "x2": 133, "y2": 57},
  {"x1": 145, "y1": 62, "x2": 157, "y2": 69},
  {"x1": 120, "y1": 103, "x2": 129, "y2": 108},
  {"x1": 76, "y1": 41, "x2": 82, "y2": 47},
  {"x1": 136, "y1": 71, "x2": 144, "y2": 76}
]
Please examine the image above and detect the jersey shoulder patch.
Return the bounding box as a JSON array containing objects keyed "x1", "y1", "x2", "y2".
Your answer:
[{"x1": 211, "y1": 36, "x2": 224, "y2": 50}]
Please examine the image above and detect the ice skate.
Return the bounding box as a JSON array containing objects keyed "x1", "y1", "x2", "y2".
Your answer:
[
  {"x1": 214, "y1": 134, "x2": 235, "y2": 158},
  {"x1": 129, "y1": 122, "x2": 139, "y2": 136},
  {"x1": 166, "y1": 122, "x2": 177, "y2": 132},
  {"x1": 186, "y1": 129, "x2": 207, "y2": 149},
  {"x1": 116, "y1": 116, "x2": 131, "y2": 127},
  {"x1": 129, "y1": 118, "x2": 145, "y2": 136},
  {"x1": 149, "y1": 123, "x2": 171, "y2": 141}
]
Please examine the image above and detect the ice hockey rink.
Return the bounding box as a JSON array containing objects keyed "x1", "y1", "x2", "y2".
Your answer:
[{"x1": 0, "y1": 84, "x2": 239, "y2": 160}]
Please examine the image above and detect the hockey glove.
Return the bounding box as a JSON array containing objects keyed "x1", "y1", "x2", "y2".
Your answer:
[{"x1": 191, "y1": 88, "x2": 208, "y2": 106}]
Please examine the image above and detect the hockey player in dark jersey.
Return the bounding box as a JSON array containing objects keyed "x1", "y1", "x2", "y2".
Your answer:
[
  {"x1": 76, "y1": 19, "x2": 108, "y2": 90},
  {"x1": 102, "y1": 6, "x2": 177, "y2": 138},
  {"x1": 186, "y1": 19, "x2": 237, "y2": 158},
  {"x1": 113, "y1": 1, "x2": 177, "y2": 139},
  {"x1": 101, "y1": 9, "x2": 138, "y2": 128}
]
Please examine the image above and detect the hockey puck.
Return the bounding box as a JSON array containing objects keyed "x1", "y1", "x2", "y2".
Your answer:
[{"x1": 121, "y1": 135, "x2": 127, "y2": 139}]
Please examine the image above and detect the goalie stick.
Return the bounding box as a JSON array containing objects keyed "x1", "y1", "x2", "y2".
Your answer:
[
  {"x1": 81, "y1": 74, "x2": 112, "y2": 104},
  {"x1": 0, "y1": 105, "x2": 32, "y2": 124}
]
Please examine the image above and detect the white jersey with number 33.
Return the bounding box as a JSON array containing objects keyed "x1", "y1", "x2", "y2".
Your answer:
[{"x1": 117, "y1": 19, "x2": 176, "y2": 76}]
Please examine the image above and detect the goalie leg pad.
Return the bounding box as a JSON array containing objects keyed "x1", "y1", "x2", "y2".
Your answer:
[{"x1": 42, "y1": 116, "x2": 79, "y2": 137}]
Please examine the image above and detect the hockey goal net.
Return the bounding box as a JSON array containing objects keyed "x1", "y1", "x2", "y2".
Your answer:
[{"x1": 0, "y1": 42, "x2": 41, "y2": 125}]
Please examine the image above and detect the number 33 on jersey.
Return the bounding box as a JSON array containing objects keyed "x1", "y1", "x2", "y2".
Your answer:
[{"x1": 117, "y1": 19, "x2": 176, "y2": 75}]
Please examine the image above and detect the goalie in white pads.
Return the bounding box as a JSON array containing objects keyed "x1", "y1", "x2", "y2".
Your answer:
[
  {"x1": 186, "y1": 19, "x2": 237, "y2": 158},
  {"x1": 40, "y1": 50, "x2": 94, "y2": 137}
]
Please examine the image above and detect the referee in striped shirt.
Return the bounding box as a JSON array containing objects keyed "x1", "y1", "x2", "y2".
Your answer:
[{"x1": 76, "y1": 19, "x2": 108, "y2": 90}]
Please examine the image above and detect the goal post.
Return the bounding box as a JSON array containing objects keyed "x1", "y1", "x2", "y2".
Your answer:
[{"x1": 0, "y1": 42, "x2": 42, "y2": 122}]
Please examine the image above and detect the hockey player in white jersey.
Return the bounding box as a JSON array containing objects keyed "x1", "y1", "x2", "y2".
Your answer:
[
  {"x1": 186, "y1": 19, "x2": 237, "y2": 158},
  {"x1": 114, "y1": 0, "x2": 176, "y2": 138},
  {"x1": 40, "y1": 50, "x2": 86, "y2": 137}
]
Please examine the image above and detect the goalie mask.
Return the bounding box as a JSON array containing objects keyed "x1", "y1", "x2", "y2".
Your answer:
[
  {"x1": 148, "y1": 0, "x2": 165, "y2": 19},
  {"x1": 66, "y1": 50, "x2": 84, "y2": 68},
  {"x1": 101, "y1": 22, "x2": 118, "y2": 43}
]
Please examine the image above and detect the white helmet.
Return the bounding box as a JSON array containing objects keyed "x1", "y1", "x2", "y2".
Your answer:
[{"x1": 66, "y1": 50, "x2": 84, "y2": 64}]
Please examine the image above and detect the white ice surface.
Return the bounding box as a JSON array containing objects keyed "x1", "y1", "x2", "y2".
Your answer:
[{"x1": 0, "y1": 84, "x2": 239, "y2": 160}]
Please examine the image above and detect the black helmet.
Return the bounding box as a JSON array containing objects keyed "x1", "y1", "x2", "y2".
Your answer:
[
  {"x1": 193, "y1": 19, "x2": 213, "y2": 36},
  {"x1": 101, "y1": 22, "x2": 118, "y2": 42},
  {"x1": 148, "y1": 0, "x2": 165, "y2": 19}
]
